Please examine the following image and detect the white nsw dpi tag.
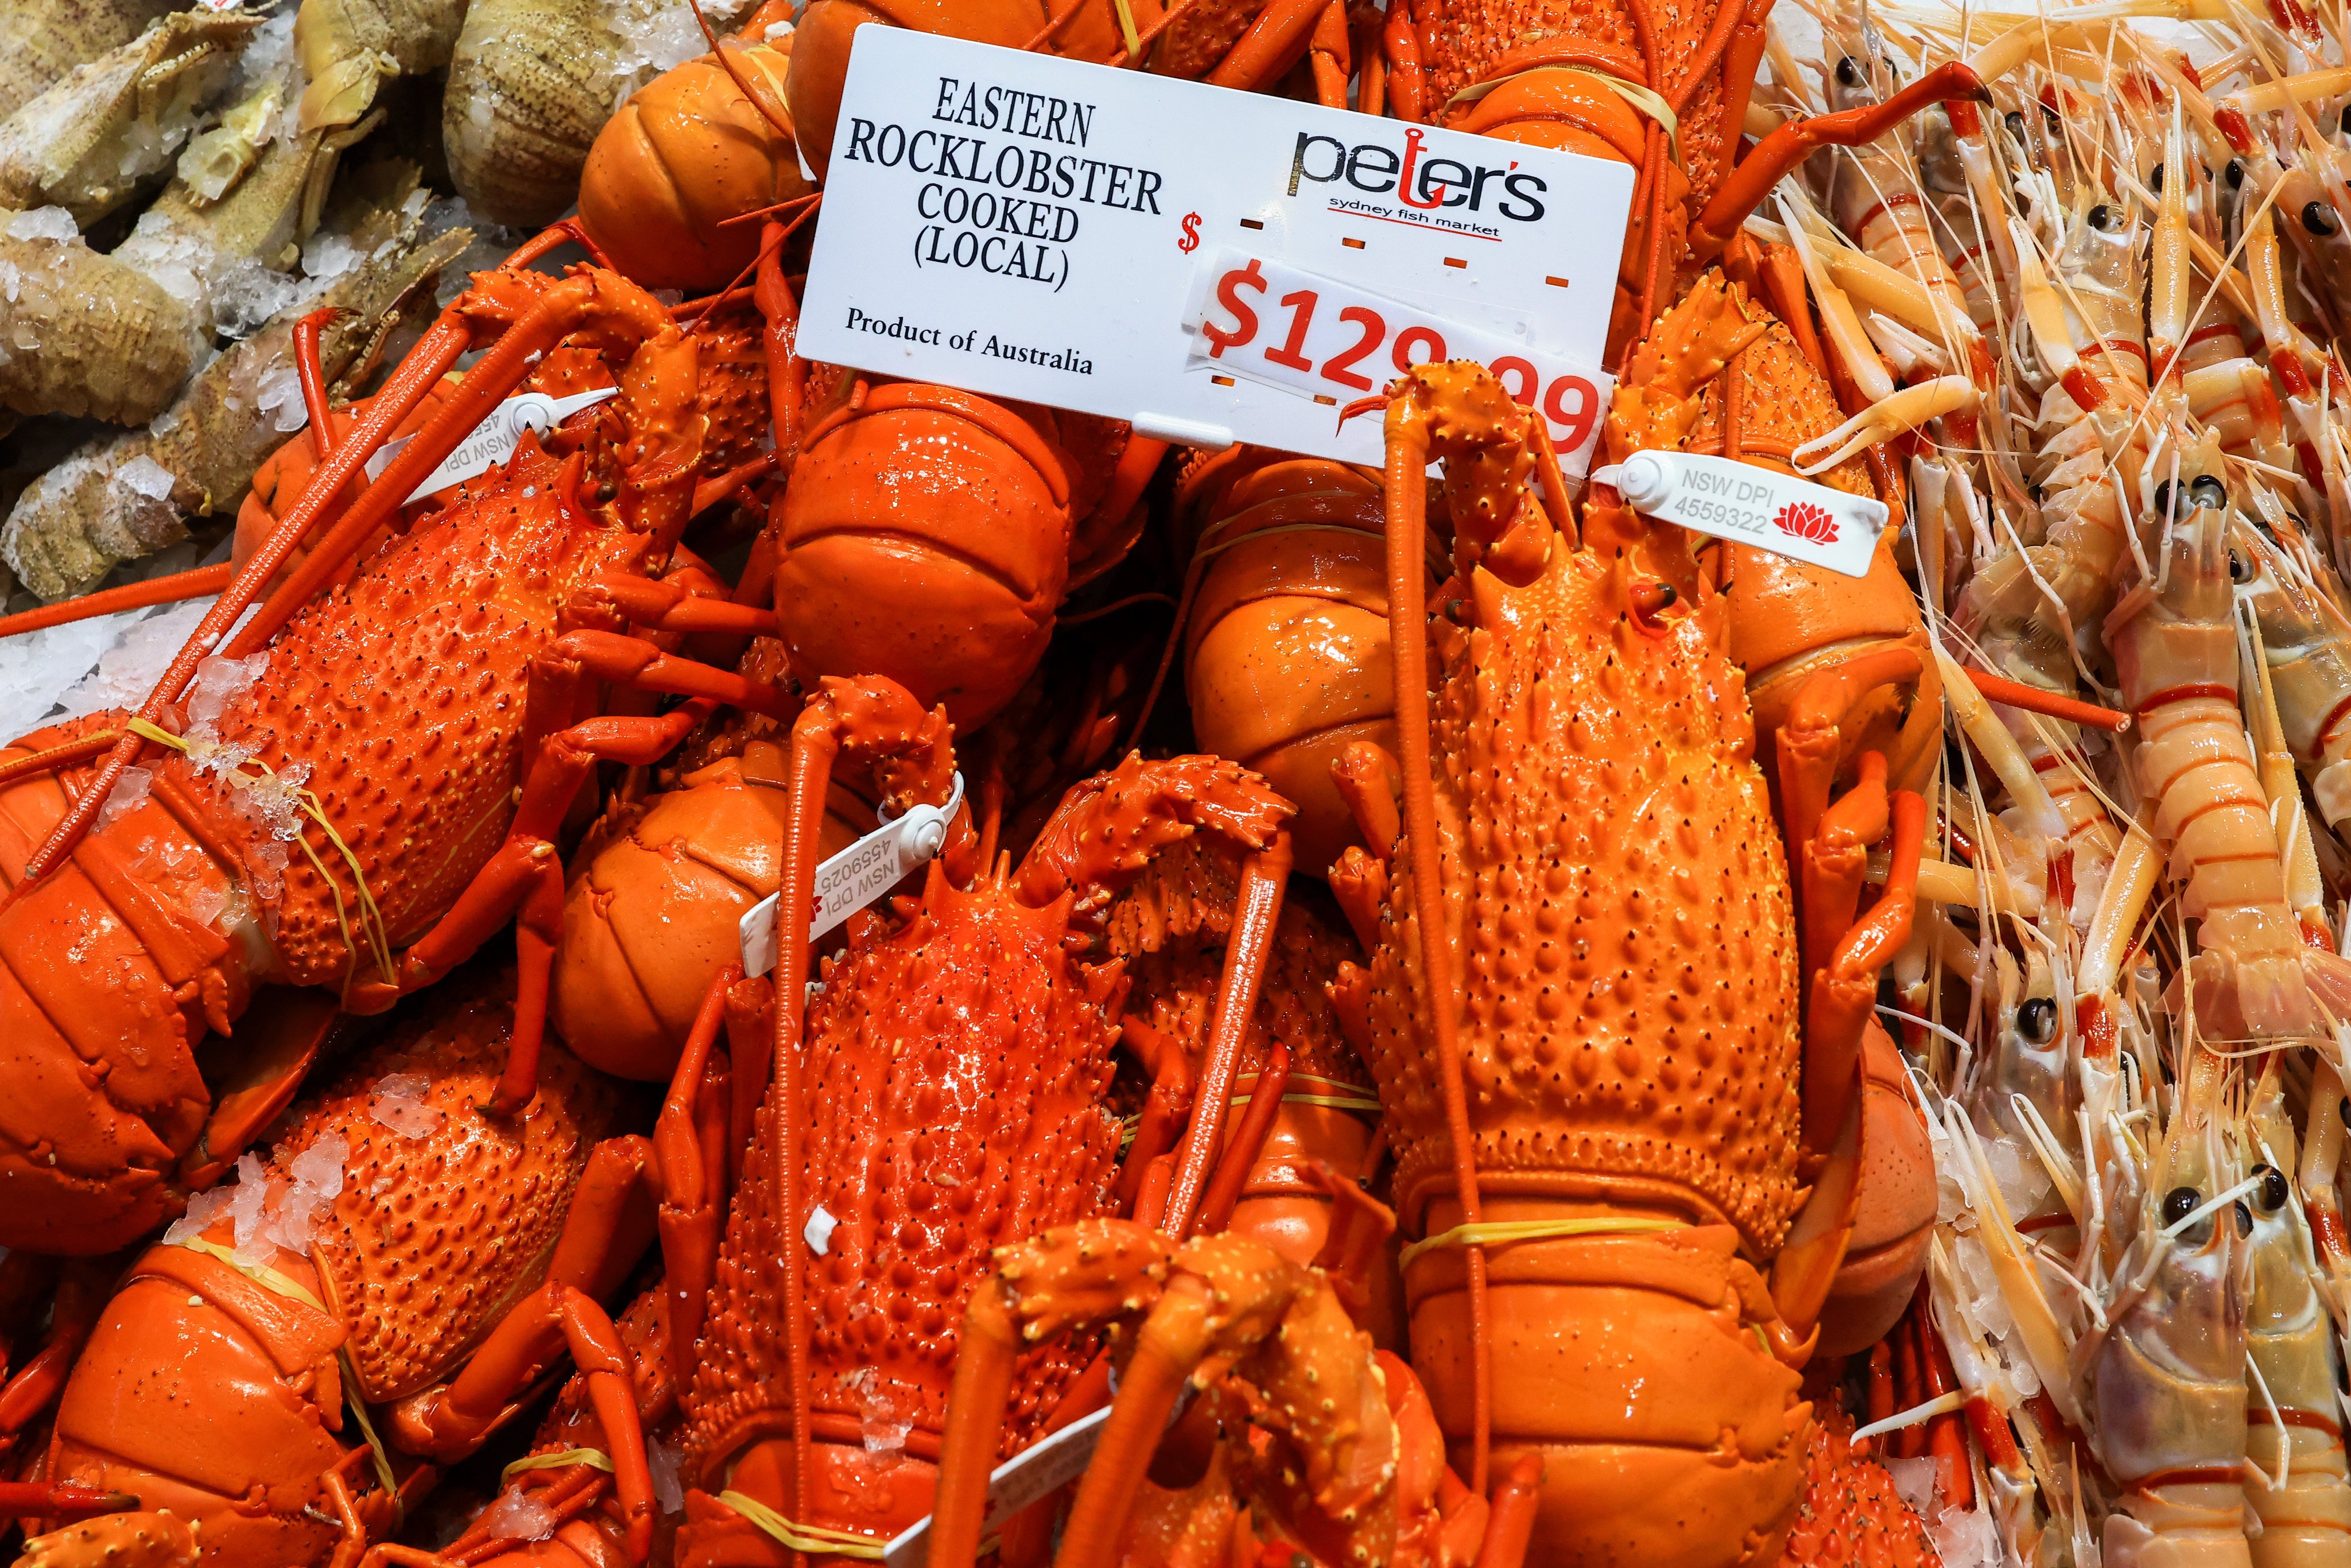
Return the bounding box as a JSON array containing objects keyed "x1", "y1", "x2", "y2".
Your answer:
[
  {"x1": 363, "y1": 386, "x2": 620, "y2": 502},
  {"x1": 738, "y1": 773, "x2": 967, "y2": 977},
  {"x1": 1591, "y1": 451, "x2": 1888, "y2": 579},
  {"x1": 883, "y1": 1406, "x2": 1112, "y2": 1568}
]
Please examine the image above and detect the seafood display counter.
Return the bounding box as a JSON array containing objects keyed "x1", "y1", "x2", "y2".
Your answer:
[{"x1": 0, "y1": 1, "x2": 2338, "y2": 1566}]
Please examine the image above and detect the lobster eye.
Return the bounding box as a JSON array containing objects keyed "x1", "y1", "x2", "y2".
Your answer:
[
  {"x1": 2236, "y1": 1199, "x2": 2256, "y2": 1236},
  {"x1": 2148, "y1": 163, "x2": 2164, "y2": 192},
  {"x1": 2088, "y1": 203, "x2": 2117, "y2": 232},
  {"x1": 2230, "y1": 550, "x2": 2251, "y2": 584},
  {"x1": 1836, "y1": 55, "x2": 1863, "y2": 86},
  {"x1": 2162, "y1": 1185, "x2": 2202, "y2": 1227},
  {"x1": 2255, "y1": 1163, "x2": 2290, "y2": 1212},
  {"x1": 2152, "y1": 478, "x2": 2177, "y2": 519},
  {"x1": 2005, "y1": 110, "x2": 2028, "y2": 141},
  {"x1": 2227, "y1": 158, "x2": 2247, "y2": 189},
  {"x1": 2193, "y1": 474, "x2": 2229, "y2": 511},
  {"x1": 2018, "y1": 998, "x2": 2058, "y2": 1044},
  {"x1": 2306, "y1": 200, "x2": 2342, "y2": 236},
  {"x1": 2342, "y1": 102, "x2": 2351, "y2": 135}
]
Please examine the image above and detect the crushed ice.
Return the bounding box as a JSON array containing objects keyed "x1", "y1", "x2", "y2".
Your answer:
[
  {"x1": 6, "y1": 208, "x2": 78, "y2": 243},
  {"x1": 476, "y1": 1487, "x2": 558, "y2": 1542},
  {"x1": 114, "y1": 454, "x2": 177, "y2": 502},
  {"x1": 370, "y1": 1072, "x2": 445, "y2": 1139},
  {"x1": 161, "y1": 1131, "x2": 346, "y2": 1264},
  {"x1": 96, "y1": 764, "x2": 154, "y2": 828},
  {"x1": 647, "y1": 1438, "x2": 686, "y2": 1515}
]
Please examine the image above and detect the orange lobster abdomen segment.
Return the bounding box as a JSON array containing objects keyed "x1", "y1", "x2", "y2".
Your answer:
[
  {"x1": 783, "y1": 0, "x2": 1048, "y2": 176},
  {"x1": 0, "y1": 719, "x2": 235, "y2": 1253},
  {"x1": 581, "y1": 42, "x2": 812, "y2": 293},
  {"x1": 772, "y1": 385, "x2": 1075, "y2": 729},
  {"x1": 1405, "y1": 1223, "x2": 1809, "y2": 1568},
  {"x1": 1182, "y1": 459, "x2": 1396, "y2": 876},
  {"x1": 553, "y1": 747, "x2": 870, "y2": 1080},
  {"x1": 47, "y1": 1235, "x2": 353, "y2": 1565}
]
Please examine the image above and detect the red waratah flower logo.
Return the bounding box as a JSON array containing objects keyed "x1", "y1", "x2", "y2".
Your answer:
[{"x1": 1772, "y1": 499, "x2": 1838, "y2": 544}]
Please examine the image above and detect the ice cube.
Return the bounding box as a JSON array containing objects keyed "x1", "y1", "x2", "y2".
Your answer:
[
  {"x1": 97, "y1": 765, "x2": 153, "y2": 828},
  {"x1": 6, "y1": 208, "x2": 78, "y2": 243},
  {"x1": 370, "y1": 1073, "x2": 444, "y2": 1139},
  {"x1": 1885, "y1": 1456, "x2": 1939, "y2": 1521},
  {"x1": 114, "y1": 455, "x2": 178, "y2": 501},
  {"x1": 163, "y1": 1182, "x2": 238, "y2": 1245},
  {"x1": 476, "y1": 1487, "x2": 558, "y2": 1542}
]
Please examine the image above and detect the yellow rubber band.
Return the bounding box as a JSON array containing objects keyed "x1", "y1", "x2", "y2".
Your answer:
[
  {"x1": 1445, "y1": 65, "x2": 1682, "y2": 166},
  {"x1": 717, "y1": 1491, "x2": 889, "y2": 1559},
  {"x1": 169, "y1": 1235, "x2": 399, "y2": 1506},
  {"x1": 128, "y1": 716, "x2": 395, "y2": 986},
  {"x1": 170, "y1": 1234, "x2": 328, "y2": 1310},
  {"x1": 1399, "y1": 1216, "x2": 1689, "y2": 1271},
  {"x1": 503, "y1": 1447, "x2": 614, "y2": 1482},
  {"x1": 1226, "y1": 1093, "x2": 1385, "y2": 1113}
]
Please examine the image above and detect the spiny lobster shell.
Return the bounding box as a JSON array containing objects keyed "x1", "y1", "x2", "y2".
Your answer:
[
  {"x1": 1105, "y1": 835, "x2": 1362, "y2": 1086},
  {"x1": 1418, "y1": 0, "x2": 1738, "y2": 227},
  {"x1": 277, "y1": 981, "x2": 630, "y2": 1402},
  {"x1": 40, "y1": 972, "x2": 626, "y2": 1563},
  {"x1": 0, "y1": 441, "x2": 644, "y2": 1253},
  {"x1": 680, "y1": 864, "x2": 1122, "y2": 1536},
  {"x1": 1358, "y1": 541, "x2": 1802, "y2": 1251}
]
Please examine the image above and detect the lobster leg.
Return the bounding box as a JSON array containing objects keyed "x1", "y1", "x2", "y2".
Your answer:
[
  {"x1": 370, "y1": 624, "x2": 786, "y2": 1112},
  {"x1": 544, "y1": 1135, "x2": 661, "y2": 1303},
  {"x1": 1116, "y1": 1015, "x2": 1197, "y2": 1212},
  {"x1": 1689, "y1": 61, "x2": 1988, "y2": 261},
  {"x1": 653, "y1": 965, "x2": 739, "y2": 1385},
  {"x1": 1770, "y1": 790, "x2": 1926, "y2": 1342},
  {"x1": 0, "y1": 1260, "x2": 114, "y2": 1457},
  {"x1": 397, "y1": 1283, "x2": 657, "y2": 1564},
  {"x1": 1202, "y1": 0, "x2": 1332, "y2": 96}
]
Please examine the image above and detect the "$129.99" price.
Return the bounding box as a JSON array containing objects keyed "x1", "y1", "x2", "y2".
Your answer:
[{"x1": 1190, "y1": 251, "x2": 1605, "y2": 464}]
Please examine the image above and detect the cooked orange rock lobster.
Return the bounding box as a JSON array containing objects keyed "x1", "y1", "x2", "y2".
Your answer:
[{"x1": 1329, "y1": 275, "x2": 1926, "y2": 1567}]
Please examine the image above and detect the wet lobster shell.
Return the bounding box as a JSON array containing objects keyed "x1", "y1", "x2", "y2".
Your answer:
[
  {"x1": 0, "y1": 433, "x2": 651, "y2": 1254},
  {"x1": 677, "y1": 861, "x2": 1122, "y2": 1561},
  {"x1": 1684, "y1": 311, "x2": 1944, "y2": 794},
  {"x1": 1176, "y1": 448, "x2": 1411, "y2": 878},
  {"x1": 1103, "y1": 835, "x2": 1398, "y2": 1338},
  {"x1": 579, "y1": 37, "x2": 813, "y2": 293},
  {"x1": 550, "y1": 740, "x2": 872, "y2": 1080},
  {"x1": 767, "y1": 374, "x2": 1128, "y2": 731},
  {"x1": 38, "y1": 975, "x2": 629, "y2": 1566}
]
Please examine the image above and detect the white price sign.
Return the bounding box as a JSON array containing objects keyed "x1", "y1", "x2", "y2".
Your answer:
[
  {"x1": 1181, "y1": 249, "x2": 1608, "y2": 473},
  {"x1": 798, "y1": 29, "x2": 1635, "y2": 464}
]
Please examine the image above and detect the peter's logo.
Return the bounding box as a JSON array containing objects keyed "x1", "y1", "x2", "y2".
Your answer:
[{"x1": 1285, "y1": 130, "x2": 1546, "y2": 220}]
